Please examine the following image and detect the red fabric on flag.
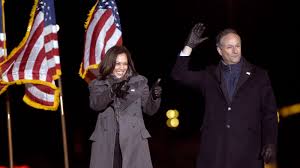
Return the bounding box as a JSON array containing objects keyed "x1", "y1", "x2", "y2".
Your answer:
[{"x1": 79, "y1": 0, "x2": 122, "y2": 82}]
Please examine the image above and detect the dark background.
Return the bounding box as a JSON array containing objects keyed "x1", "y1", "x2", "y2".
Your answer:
[{"x1": 1, "y1": 0, "x2": 300, "y2": 167}]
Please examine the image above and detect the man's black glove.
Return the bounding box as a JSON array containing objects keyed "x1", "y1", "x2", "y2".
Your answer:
[
  {"x1": 151, "y1": 78, "x2": 162, "y2": 100},
  {"x1": 261, "y1": 144, "x2": 276, "y2": 164},
  {"x1": 185, "y1": 22, "x2": 208, "y2": 48},
  {"x1": 111, "y1": 80, "x2": 130, "y2": 99}
]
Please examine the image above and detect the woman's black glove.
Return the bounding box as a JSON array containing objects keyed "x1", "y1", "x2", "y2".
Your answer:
[
  {"x1": 151, "y1": 78, "x2": 162, "y2": 100},
  {"x1": 261, "y1": 144, "x2": 276, "y2": 164},
  {"x1": 111, "y1": 80, "x2": 130, "y2": 99}
]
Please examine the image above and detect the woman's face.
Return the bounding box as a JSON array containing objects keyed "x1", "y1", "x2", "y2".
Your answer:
[{"x1": 113, "y1": 53, "x2": 128, "y2": 78}]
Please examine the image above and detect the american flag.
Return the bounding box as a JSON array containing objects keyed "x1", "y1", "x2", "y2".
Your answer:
[
  {"x1": 0, "y1": 0, "x2": 61, "y2": 110},
  {"x1": 0, "y1": 0, "x2": 6, "y2": 63},
  {"x1": 79, "y1": 0, "x2": 122, "y2": 82}
]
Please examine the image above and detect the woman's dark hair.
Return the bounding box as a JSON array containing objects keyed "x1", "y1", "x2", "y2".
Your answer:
[
  {"x1": 216, "y1": 28, "x2": 240, "y2": 47},
  {"x1": 98, "y1": 45, "x2": 137, "y2": 80}
]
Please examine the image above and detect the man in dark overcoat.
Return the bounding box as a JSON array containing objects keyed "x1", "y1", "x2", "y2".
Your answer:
[{"x1": 171, "y1": 23, "x2": 278, "y2": 168}]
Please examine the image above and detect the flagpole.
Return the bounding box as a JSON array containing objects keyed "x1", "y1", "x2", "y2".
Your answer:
[
  {"x1": 2, "y1": 1, "x2": 14, "y2": 168},
  {"x1": 6, "y1": 92, "x2": 14, "y2": 168},
  {"x1": 58, "y1": 78, "x2": 69, "y2": 168}
]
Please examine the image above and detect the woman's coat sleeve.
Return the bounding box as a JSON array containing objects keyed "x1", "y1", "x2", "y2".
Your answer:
[{"x1": 88, "y1": 79, "x2": 113, "y2": 111}]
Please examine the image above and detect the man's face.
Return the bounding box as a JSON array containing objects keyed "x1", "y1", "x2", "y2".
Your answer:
[
  {"x1": 217, "y1": 33, "x2": 242, "y2": 65},
  {"x1": 113, "y1": 53, "x2": 128, "y2": 78}
]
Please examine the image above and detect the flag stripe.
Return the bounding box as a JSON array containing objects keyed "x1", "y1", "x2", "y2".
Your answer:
[
  {"x1": 100, "y1": 21, "x2": 118, "y2": 59},
  {"x1": 88, "y1": 10, "x2": 112, "y2": 67},
  {"x1": 94, "y1": 12, "x2": 116, "y2": 66},
  {"x1": 32, "y1": 47, "x2": 46, "y2": 80},
  {"x1": 20, "y1": 14, "x2": 44, "y2": 75},
  {"x1": 25, "y1": 84, "x2": 55, "y2": 106}
]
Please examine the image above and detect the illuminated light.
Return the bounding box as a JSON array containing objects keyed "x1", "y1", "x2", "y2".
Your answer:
[
  {"x1": 170, "y1": 118, "x2": 179, "y2": 127},
  {"x1": 264, "y1": 163, "x2": 277, "y2": 168},
  {"x1": 279, "y1": 103, "x2": 300, "y2": 118},
  {"x1": 0, "y1": 165, "x2": 31, "y2": 168},
  {"x1": 166, "y1": 109, "x2": 179, "y2": 119},
  {"x1": 166, "y1": 118, "x2": 179, "y2": 128}
]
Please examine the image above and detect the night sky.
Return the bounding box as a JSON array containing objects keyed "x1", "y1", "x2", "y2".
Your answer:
[{"x1": 1, "y1": 0, "x2": 300, "y2": 167}]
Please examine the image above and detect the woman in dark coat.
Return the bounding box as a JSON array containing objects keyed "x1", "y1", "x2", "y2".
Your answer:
[
  {"x1": 171, "y1": 23, "x2": 278, "y2": 168},
  {"x1": 88, "y1": 46, "x2": 162, "y2": 168}
]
